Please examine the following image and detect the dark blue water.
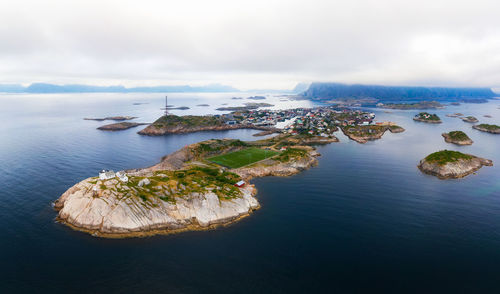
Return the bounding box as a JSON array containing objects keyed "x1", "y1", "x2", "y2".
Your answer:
[{"x1": 1, "y1": 93, "x2": 500, "y2": 293}]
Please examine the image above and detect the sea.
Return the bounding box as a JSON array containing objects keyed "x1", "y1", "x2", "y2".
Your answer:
[{"x1": 1, "y1": 92, "x2": 500, "y2": 293}]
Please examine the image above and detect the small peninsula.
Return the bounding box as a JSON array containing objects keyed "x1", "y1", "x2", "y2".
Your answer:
[
  {"x1": 341, "y1": 124, "x2": 405, "y2": 144},
  {"x1": 97, "y1": 122, "x2": 149, "y2": 131},
  {"x1": 54, "y1": 134, "x2": 332, "y2": 238},
  {"x1": 473, "y1": 124, "x2": 500, "y2": 134},
  {"x1": 138, "y1": 114, "x2": 278, "y2": 136},
  {"x1": 418, "y1": 150, "x2": 492, "y2": 179},
  {"x1": 442, "y1": 131, "x2": 473, "y2": 145},
  {"x1": 413, "y1": 112, "x2": 442, "y2": 123}
]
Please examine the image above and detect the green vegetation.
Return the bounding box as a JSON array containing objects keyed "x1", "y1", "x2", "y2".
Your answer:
[
  {"x1": 343, "y1": 125, "x2": 387, "y2": 137},
  {"x1": 416, "y1": 112, "x2": 441, "y2": 121},
  {"x1": 208, "y1": 147, "x2": 279, "y2": 168},
  {"x1": 151, "y1": 114, "x2": 223, "y2": 128},
  {"x1": 425, "y1": 150, "x2": 473, "y2": 165},
  {"x1": 446, "y1": 131, "x2": 470, "y2": 141},
  {"x1": 114, "y1": 167, "x2": 245, "y2": 203},
  {"x1": 276, "y1": 148, "x2": 307, "y2": 162},
  {"x1": 476, "y1": 124, "x2": 500, "y2": 131}
]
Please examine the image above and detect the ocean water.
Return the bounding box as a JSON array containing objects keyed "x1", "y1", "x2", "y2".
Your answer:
[{"x1": 1, "y1": 93, "x2": 500, "y2": 293}]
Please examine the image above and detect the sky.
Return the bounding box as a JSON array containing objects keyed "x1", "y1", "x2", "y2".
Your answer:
[{"x1": 1, "y1": 0, "x2": 500, "y2": 90}]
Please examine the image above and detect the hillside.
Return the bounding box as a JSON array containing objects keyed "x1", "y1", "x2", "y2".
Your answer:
[{"x1": 302, "y1": 83, "x2": 496, "y2": 102}]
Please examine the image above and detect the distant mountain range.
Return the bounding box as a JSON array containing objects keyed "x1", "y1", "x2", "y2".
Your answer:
[
  {"x1": 0, "y1": 83, "x2": 239, "y2": 93},
  {"x1": 302, "y1": 82, "x2": 497, "y2": 102}
]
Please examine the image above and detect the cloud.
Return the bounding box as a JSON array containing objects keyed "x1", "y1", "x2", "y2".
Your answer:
[{"x1": 1, "y1": 0, "x2": 499, "y2": 89}]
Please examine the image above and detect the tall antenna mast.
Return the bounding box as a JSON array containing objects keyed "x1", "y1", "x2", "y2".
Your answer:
[{"x1": 164, "y1": 95, "x2": 168, "y2": 116}]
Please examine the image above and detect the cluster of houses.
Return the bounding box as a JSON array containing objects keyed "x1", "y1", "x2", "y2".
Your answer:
[
  {"x1": 216, "y1": 106, "x2": 396, "y2": 136},
  {"x1": 98, "y1": 169, "x2": 128, "y2": 183}
]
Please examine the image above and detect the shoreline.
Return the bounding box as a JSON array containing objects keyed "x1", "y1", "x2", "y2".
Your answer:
[
  {"x1": 55, "y1": 205, "x2": 259, "y2": 239},
  {"x1": 54, "y1": 137, "x2": 323, "y2": 238}
]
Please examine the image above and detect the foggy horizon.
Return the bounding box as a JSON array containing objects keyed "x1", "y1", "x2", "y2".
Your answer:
[{"x1": 2, "y1": 0, "x2": 500, "y2": 90}]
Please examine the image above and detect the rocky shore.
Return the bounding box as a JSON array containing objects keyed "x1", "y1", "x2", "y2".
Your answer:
[
  {"x1": 418, "y1": 150, "x2": 492, "y2": 179},
  {"x1": 341, "y1": 125, "x2": 405, "y2": 144},
  {"x1": 139, "y1": 123, "x2": 278, "y2": 136},
  {"x1": 54, "y1": 177, "x2": 259, "y2": 238},
  {"x1": 54, "y1": 136, "x2": 325, "y2": 238}
]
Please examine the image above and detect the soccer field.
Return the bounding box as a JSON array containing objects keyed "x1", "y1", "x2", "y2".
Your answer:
[{"x1": 208, "y1": 147, "x2": 279, "y2": 169}]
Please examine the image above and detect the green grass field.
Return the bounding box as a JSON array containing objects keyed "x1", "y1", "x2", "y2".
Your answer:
[{"x1": 208, "y1": 147, "x2": 279, "y2": 168}]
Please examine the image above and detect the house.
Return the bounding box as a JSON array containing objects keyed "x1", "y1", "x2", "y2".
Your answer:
[
  {"x1": 99, "y1": 170, "x2": 115, "y2": 180},
  {"x1": 280, "y1": 146, "x2": 287, "y2": 151},
  {"x1": 234, "y1": 180, "x2": 246, "y2": 188},
  {"x1": 116, "y1": 171, "x2": 128, "y2": 183}
]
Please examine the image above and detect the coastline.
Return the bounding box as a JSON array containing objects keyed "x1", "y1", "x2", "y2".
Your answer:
[{"x1": 54, "y1": 137, "x2": 323, "y2": 238}]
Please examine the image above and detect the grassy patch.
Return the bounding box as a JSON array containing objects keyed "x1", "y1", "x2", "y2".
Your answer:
[
  {"x1": 208, "y1": 147, "x2": 278, "y2": 168},
  {"x1": 343, "y1": 125, "x2": 387, "y2": 136},
  {"x1": 151, "y1": 114, "x2": 223, "y2": 128},
  {"x1": 425, "y1": 150, "x2": 473, "y2": 165},
  {"x1": 276, "y1": 148, "x2": 307, "y2": 162},
  {"x1": 476, "y1": 124, "x2": 500, "y2": 131},
  {"x1": 446, "y1": 131, "x2": 470, "y2": 141}
]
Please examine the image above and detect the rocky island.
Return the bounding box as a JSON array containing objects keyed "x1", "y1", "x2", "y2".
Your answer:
[
  {"x1": 418, "y1": 150, "x2": 492, "y2": 179},
  {"x1": 413, "y1": 112, "x2": 442, "y2": 123},
  {"x1": 166, "y1": 106, "x2": 190, "y2": 110},
  {"x1": 341, "y1": 124, "x2": 405, "y2": 144},
  {"x1": 54, "y1": 134, "x2": 332, "y2": 238},
  {"x1": 215, "y1": 102, "x2": 274, "y2": 111},
  {"x1": 472, "y1": 124, "x2": 500, "y2": 134},
  {"x1": 442, "y1": 131, "x2": 473, "y2": 145},
  {"x1": 461, "y1": 116, "x2": 479, "y2": 123},
  {"x1": 446, "y1": 113, "x2": 463, "y2": 117},
  {"x1": 97, "y1": 122, "x2": 149, "y2": 131},
  {"x1": 84, "y1": 116, "x2": 137, "y2": 121}
]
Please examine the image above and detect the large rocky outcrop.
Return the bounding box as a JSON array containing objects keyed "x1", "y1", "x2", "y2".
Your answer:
[
  {"x1": 418, "y1": 154, "x2": 492, "y2": 179},
  {"x1": 55, "y1": 178, "x2": 259, "y2": 237}
]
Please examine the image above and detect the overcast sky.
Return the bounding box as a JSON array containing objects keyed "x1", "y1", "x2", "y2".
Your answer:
[{"x1": 1, "y1": 0, "x2": 500, "y2": 90}]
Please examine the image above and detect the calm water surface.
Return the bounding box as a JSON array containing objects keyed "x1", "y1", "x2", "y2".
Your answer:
[{"x1": 1, "y1": 93, "x2": 500, "y2": 293}]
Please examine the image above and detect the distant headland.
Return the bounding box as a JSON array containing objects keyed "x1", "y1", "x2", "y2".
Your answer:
[{"x1": 301, "y1": 82, "x2": 497, "y2": 104}]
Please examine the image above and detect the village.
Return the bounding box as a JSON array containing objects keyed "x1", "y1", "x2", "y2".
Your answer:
[{"x1": 219, "y1": 106, "x2": 396, "y2": 136}]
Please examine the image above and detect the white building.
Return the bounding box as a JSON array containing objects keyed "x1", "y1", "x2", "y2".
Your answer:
[
  {"x1": 99, "y1": 170, "x2": 115, "y2": 180},
  {"x1": 116, "y1": 171, "x2": 128, "y2": 183}
]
